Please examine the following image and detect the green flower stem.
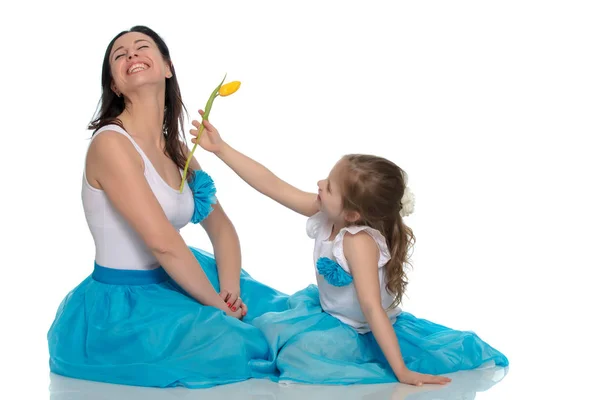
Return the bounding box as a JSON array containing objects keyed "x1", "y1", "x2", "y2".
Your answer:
[{"x1": 180, "y1": 74, "x2": 227, "y2": 192}]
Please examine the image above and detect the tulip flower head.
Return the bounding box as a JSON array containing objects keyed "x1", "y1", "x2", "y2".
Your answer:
[{"x1": 219, "y1": 81, "x2": 241, "y2": 97}]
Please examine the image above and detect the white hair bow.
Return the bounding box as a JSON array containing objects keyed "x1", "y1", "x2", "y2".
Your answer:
[{"x1": 400, "y1": 187, "x2": 415, "y2": 217}]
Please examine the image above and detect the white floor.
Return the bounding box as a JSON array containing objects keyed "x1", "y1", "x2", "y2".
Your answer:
[{"x1": 48, "y1": 365, "x2": 508, "y2": 400}]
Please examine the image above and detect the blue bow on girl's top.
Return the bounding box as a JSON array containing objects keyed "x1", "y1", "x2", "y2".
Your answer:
[{"x1": 316, "y1": 257, "x2": 353, "y2": 287}]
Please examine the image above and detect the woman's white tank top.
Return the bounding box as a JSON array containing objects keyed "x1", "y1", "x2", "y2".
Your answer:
[{"x1": 81, "y1": 124, "x2": 194, "y2": 270}]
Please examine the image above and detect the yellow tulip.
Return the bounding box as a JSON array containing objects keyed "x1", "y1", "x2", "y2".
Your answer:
[
  {"x1": 180, "y1": 75, "x2": 241, "y2": 192},
  {"x1": 219, "y1": 81, "x2": 241, "y2": 97}
]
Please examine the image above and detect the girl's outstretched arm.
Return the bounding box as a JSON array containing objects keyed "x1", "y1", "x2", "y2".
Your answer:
[{"x1": 191, "y1": 111, "x2": 319, "y2": 217}]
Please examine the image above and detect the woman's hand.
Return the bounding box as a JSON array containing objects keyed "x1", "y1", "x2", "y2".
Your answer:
[
  {"x1": 220, "y1": 288, "x2": 247, "y2": 318},
  {"x1": 223, "y1": 305, "x2": 244, "y2": 319}
]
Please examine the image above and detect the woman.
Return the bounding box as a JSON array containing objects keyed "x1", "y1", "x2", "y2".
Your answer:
[{"x1": 47, "y1": 25, "x2": 288, "y2": 388}]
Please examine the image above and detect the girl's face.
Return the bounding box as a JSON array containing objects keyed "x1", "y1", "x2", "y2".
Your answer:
[{"x1": 317, "y1": 160, "x2": 346, "y2": 224}]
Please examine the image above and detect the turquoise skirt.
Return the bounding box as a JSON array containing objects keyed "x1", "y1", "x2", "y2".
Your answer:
[
  {"x1": 252, "y1": 285, "x2": 509, "y2": 385},
  {"x1": 47, "y1": 247, "x2": 289, "y2": 388},
  {"x1": 48, "y1": 247, "x2": 508, "y2": 388}
]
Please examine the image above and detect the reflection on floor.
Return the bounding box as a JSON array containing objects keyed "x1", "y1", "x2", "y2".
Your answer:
[{"x1": 49, "y1": 362, "x2": 508, "y2": 400}]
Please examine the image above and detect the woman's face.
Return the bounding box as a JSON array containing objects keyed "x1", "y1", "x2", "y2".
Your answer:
[{"x1": 109, "y1": 32, "x2": 172, "y2": 98}]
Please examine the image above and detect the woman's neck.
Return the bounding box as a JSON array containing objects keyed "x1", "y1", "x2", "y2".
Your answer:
[{"x1": 119, "y1": 86, "x2": 166, "y2": 147}]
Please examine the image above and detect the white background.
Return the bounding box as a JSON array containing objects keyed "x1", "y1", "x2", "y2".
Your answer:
[{"x1": 1, "y1": 0, "x2": 598, "y2": 398}]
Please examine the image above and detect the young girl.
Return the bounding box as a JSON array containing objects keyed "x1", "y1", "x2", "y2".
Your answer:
[{"x1": 191, "y1": 112, "x2": 509, "y2": 386}]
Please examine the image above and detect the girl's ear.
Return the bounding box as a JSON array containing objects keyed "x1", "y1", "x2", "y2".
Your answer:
[{"x1": 344, "y1": 210, "x2": 361, "y2": 223}]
